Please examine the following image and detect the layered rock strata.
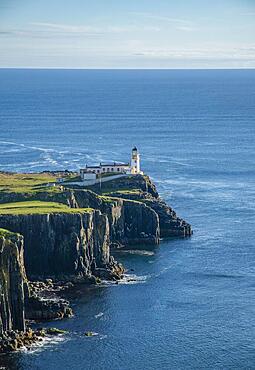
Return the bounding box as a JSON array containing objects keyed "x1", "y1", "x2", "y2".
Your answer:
[
  {"x1": 0, "y1": 230, "x2": 26, "y2": 334},
  {"x1": 0, "y1": 210, "x2": 122, "y2": 281}
]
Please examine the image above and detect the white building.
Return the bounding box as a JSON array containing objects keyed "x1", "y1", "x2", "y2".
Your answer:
[
  {"x1": 131, "y1": 146, "x2": 140, "y2": 174},
  {"x1": 80, "y1": 147, "x2": 142, "y2": 180}
]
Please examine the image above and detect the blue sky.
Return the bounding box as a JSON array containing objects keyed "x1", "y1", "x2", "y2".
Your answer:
[{"x1": 0, "y1": 0, "x2": 255, "y2": 68}]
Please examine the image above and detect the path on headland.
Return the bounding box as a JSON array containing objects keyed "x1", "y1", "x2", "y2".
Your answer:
[{"x1": 62, "y1": 174, "x2": 128, "y2": 187}]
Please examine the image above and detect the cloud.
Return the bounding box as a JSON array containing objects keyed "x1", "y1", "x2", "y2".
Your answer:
[
  {"x1": 0, "y1": 22, "x2": 160, "y2": 40},
  {"x1": 130, "y1": 46, "x2": 255, "y2": 61},
  {"x1": 31, "y1": 22, "x2": 102, "y2": 35},
  {"x1": 130, "y1": 12, "x2": 196, "y2": 31},
  {"x1": 31, "y1": 22, "x2": 160, "y2": 35},
  {"x1": 176, "y1": 26, "x2": 196, "y2": 32}
]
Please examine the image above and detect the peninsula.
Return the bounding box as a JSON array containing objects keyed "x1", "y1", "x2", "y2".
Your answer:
[{"x1": 0, "y1": 149, "x2": 192, "y2": 353}]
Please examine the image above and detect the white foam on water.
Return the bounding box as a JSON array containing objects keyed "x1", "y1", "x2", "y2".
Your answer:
[
  {"x1": 95, "y1": 312, "x2": 104, "y2": 318},
  {"x1": 115, "y1": 249, "x2": 155, "y2": 256},
  {"x1": 20, "y1": 334, "x2": 68, "y2": 355},
  {"x1": 100, "y1": 273, "x2": 148, "y2": 287},
  {"x1": 117, "y1": 273, "x2": 148, "y2": 285},
  {"x1": 99, "y1": 334, "x2": 108, "y2": 340}
]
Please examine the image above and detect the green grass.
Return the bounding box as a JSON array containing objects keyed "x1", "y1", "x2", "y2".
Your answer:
[
  {"x1": 98, "y1": 195, "x2": 116, "y2": 203},
  {"x1": 0, "y1": 228, "x2": 19, "y2": 238},
  {"x1": 102, "y1": 189, "x2": 141, "y2": 196},
  {"x1": 0, "y1": 172, "x2": 59, "y2": 194},
  {"x1": 0, "y1": 201, "x2": 93, "y2": 215},
  {"x1": 63, "y1": 175, "x2": 81, "y2": 182}
]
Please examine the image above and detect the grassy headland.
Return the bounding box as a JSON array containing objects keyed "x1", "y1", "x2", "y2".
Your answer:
[
  {"x1": 0, "y1": 172, "x2": 58, "y2": 194},
  {"x1": 0, "y1": 201, "x2": 92, "y2": 215}
]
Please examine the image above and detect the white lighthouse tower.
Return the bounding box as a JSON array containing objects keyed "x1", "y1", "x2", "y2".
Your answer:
[{"x1": 131, "y1": 146, "x2": 141, "y2": 174}]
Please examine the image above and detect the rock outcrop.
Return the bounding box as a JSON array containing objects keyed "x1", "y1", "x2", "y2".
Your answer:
[
  {"x1": 65, "y1": 175, "x2": 191, "y2": 238},
  {"x1": 71, "y1": 191, "x2": 160, "y2": 245},
  {"x1": 0, "y1": 229, "x2": 73, "y2": 352},
  {"x1": 0, "y1": 229, "x2": 26, "y2": 334},
  {"x1": 106, "y1": 191, "x2": 192, "y2": 237},
  {"x1": 0, "y1": 210, "x2": 119, "y2": 281}
]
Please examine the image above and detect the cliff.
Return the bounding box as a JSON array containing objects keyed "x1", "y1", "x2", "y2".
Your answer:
[
  {"x1": 0, "y1": 172, "x2": 192, "y2": 352},
  {"x1": 0, "y1": 174, "x2": 191, "y2": 280},
  {"x1": 0, "y1": 210, "x2": 120, "y2": 281},
  {"x1": 63, "y1": 174, "x2": 191, "y2": 239},
  {"x1": 91, "y1": 174, "x2": 192, "y2": 238},
  {"x1": 71, "y1": 190, "x2": 160, "y2": 245},
  {"x1": 104, "y1": 190, "x2": 192, "y2": 237},
  {"x1": 0, "y1": 229, "x2": 26, "y2": 333}
]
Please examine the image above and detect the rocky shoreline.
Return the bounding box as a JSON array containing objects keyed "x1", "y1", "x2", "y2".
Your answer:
[{"x1": 0, "y1": 327, "x2": 69, "y2": 354}]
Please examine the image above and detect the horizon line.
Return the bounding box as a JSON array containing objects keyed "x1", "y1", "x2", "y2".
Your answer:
[{"x1": 0, "y1": 67, "x2": 255, "y2": 71}]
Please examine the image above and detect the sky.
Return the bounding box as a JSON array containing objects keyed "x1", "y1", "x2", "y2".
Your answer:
[{"x1": 0, "y1": 0, "x2": 254, "y2": 68}]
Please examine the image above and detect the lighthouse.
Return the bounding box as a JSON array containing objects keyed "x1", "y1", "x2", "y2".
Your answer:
[{"x1": 131, "y1": 146, "x2": 141, "y2": 174}]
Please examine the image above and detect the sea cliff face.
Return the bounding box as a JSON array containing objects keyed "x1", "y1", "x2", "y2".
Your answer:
[
  {"x1": 95, "y1": 175, "x2": 192, "y2": 238},
  {"x1": 0, "y1": 174, "x2": 191, "y2": 281},
  {"x1": 0, "y1": 210, "x2": 112, "y2": 280},
  {"x1": 0, "y1": 230, "x2": 26, "y2": 333},
  {"x1": 70, "y1": 190, "x2": 160, "y2": 245},
  {"x1": 64, "y1": 175, "x2": 192, "y2": 240}
]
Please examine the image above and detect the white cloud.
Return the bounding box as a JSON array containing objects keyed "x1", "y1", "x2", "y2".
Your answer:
[
  {"x1": 31, "y1": 22, "x2": 160, "y2": 35},
  {"x1": 31, "y1": 22, "x2": 102, "y2": 34},
  {"x1": 130, "y1": 12, "x2": 196, "y2": 31},
  {"x1": 130, "y1": 46, "x2": 255, "y2": 61}
]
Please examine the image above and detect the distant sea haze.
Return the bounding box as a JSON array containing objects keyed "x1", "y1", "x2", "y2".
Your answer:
[{"x1": 1, "y1": 69, "x2": 255, "y2": 370}]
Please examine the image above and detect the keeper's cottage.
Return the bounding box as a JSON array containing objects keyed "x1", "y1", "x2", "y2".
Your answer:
[{"x1": 80, "y1": 147, "x2": 142, "y2": 181}]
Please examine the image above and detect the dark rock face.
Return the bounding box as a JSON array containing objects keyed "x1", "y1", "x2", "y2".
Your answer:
[
  {"x1": 0, "y1": 231, "x2": 73, "y2": 353},
  {"x1": 101, "y1": 192, "x2": 192, "y2": 238},
  {"x1": 0, "y1": 211, "x2": 110, "y2": 280},
  {"x1": 24, "y1": 280, "x2": 73, "y2": 321},
  {"x1": 140, "y1": 198, "x2": 192, "y2": 237},
  {"x1": 121, "y1": 200, "x2": 160, "y2": 245},
  {"x1": 25, "y1": 295, "x2": 72, "y2": 321},
  {"x1": 0, "y1": 232, "x2": 26, "y2": 333},
  {"x1": 67, "y1": 190, "x2": 160, "y2": 245},
  {"x1": 67, "y1": 175, "x2": 192, "y2": 239}
]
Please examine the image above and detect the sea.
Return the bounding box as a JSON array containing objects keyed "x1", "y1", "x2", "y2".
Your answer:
[{"x1": 0, "y1": 69, "x2": 254, "y2": 370}]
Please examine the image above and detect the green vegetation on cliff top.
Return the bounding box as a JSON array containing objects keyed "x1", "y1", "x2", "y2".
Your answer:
[
  {"x1": 102, "y1": 189, "x2": 141, "y2": 196},
  {"x1": 0, "y1": 228, "x2": 19, "y2": 238},
  {"x1": 0, "y1": 201, "x2": 92, "y2": 215},
  {"x1": 0, "y1": 172, "x2": 60, "y2": 194}
]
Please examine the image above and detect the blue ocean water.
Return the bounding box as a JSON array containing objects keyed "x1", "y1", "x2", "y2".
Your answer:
[{"x1": 0, "y1": 69, "x2": 254, "y2": 370}]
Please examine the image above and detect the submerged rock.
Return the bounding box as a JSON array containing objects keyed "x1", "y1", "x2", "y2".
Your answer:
[
  {"x1": 84, "y1": 331, "x2": 97, "y2": 337},
  {"x1": 46, "y1": 327, "x2": 67, "y2": 335}
]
